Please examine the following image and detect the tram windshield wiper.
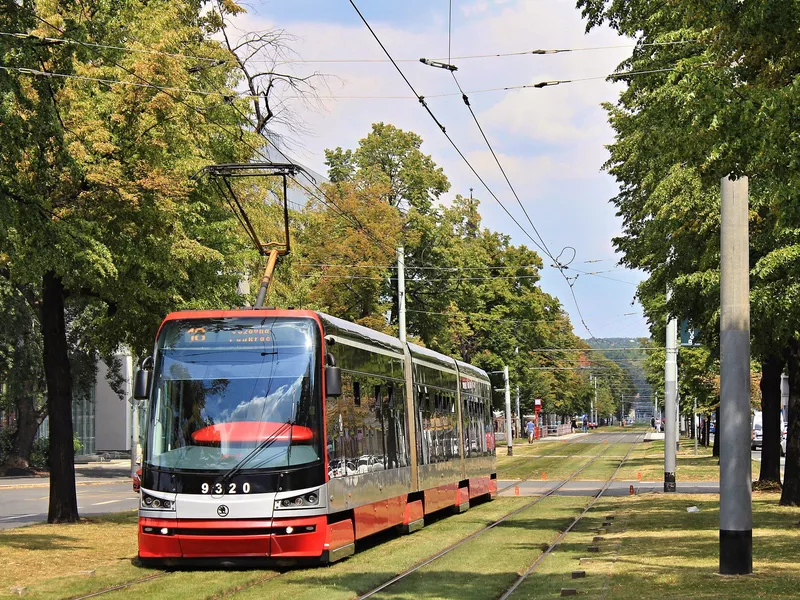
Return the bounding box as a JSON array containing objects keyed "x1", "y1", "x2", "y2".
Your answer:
[{"x1": 219, "y1": 419, "x2": 294, "y2": 486}]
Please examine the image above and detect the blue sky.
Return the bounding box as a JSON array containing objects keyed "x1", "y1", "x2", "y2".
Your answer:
[{"x1": 234, "y1": 0, "x2": 651, "y2": 339}]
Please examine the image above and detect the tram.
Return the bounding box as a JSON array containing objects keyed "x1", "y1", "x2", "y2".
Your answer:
[{"x1": 134, "y1": 309, "x2": 496, "y2": 565}]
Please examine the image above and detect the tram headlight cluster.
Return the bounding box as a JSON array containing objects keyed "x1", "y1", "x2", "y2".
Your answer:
[
  {"x1": 274, "y1": 491, "x2": 319, "y2": 510},
  {"x1": 141, "y1": 492, "x2": 175, "y2": 511}
]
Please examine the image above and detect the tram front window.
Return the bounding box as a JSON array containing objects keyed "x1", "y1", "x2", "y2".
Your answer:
[{"x1": 145, "y1": 318, "x2": 321, "y2": 472}]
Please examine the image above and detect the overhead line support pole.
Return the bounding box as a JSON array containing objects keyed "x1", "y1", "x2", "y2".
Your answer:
[
  {"x1": 504, "y1": 366, "x2": 513, "y2": 456},
  {"x1": 664, "y1": 287, "x2": 678, "y2": 492},
  {"x1": 719, "y1": 175, "x2": 752, "y2": 575}
]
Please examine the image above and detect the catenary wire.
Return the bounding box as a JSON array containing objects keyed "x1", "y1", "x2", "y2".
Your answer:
[{"x1": 347, "y1": 0, "x2": 553, "y2": 259}]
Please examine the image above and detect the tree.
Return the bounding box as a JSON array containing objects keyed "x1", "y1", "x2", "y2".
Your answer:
[
  {"x1": 578, "y1": 0, "x2": 800, "y2": 500},
  {"x1": 1, "y1": 0, "x2": 262, "y2": 521},
  {"x1": 325, "y1": 123, "x2": 450, "y2": 214}
]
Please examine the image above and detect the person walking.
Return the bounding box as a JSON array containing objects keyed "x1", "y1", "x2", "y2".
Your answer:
[
  {"x1": 582, "y1": 415, "x2": 588, "y2": 433},
  {"x1": 525, "y1": 420, "x2": 535, "y2": 443}
]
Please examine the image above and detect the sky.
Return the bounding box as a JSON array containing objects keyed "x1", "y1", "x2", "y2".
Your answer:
[{"x1": 230, "y1": 0, "x2": 651, "y2": 340}]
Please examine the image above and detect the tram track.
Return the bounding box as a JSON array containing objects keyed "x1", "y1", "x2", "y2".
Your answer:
[
  {"x1": 68, "y1": 568, "x2": 284, "y2": 600},
  {"x1": 496, "y1": 434, "x2": 608, "y2": 495},
  {"x1": 355, "y1": 432, "x2": 624, "y2": 600},
  {"x1": 496, "y1": 432, "x2": 644, "y2": 600},
  {"x1": 69, "y1": 572, "x2": 172, "y2": 600}
]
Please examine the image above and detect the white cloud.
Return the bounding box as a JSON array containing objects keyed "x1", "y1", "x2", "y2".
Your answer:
[{"x1": 224, "y1": 1, "x2": 649, "y2": 338}]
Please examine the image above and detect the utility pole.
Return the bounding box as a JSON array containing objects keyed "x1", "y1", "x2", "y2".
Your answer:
[
  {"x1": 694, "y1": 397, "x2": 699, "y2": 456},
  {"x1": 516, "y1": 386, "x2": 521, "y2": 441},
  {"x1": 504, "y1": 366, "x2": 513, "y2": 456},
  {"x1": 593, "y1": 376, "x2": 598, "y2": 428},
  {"x1": 664, "y1": 287, "x2": 678, "y2": 492},
  {"x1": 719, "y1": 176, "x2": 752, "y2": 575},
  {"x1": 654, "y1": 392, "x2": 658, "y2": 429},
  {"x1": 398, "y1": 246, "x2": 406, "y2": 343},
  {"x1": 398, "y1": 246, "x2": 418, "y2": 487}
]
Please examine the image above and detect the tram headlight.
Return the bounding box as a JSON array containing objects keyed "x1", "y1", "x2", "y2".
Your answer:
[
  {"x1": 274, "y1": 490, "x2": 321, "y2": 510},
  {"x1": 141, "y1": 492, "x2": 175, "y2": 511}
]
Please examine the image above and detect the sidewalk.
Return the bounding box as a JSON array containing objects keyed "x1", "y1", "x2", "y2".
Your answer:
[{"x1": 0, "y1": 460, "x2": 131, "y2": 488}]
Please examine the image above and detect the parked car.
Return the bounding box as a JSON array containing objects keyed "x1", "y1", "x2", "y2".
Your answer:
[
  {"x1": 356, "y1": 455, "x2": 383, "y2": 474},
  {"x1": 781, "y1": 431, "x2": 787, "y2": 457},
  {"x1": 328, "y1": 459, "x2": 357, "y2": 478}
]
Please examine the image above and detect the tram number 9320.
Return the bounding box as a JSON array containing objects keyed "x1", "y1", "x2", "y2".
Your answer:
[{"x1": 200, "y1": 482, "x2": 251, "y2": 495}]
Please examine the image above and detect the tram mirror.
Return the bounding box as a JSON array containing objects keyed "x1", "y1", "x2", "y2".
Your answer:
[
  {"x1": 326, "y1": 366, "x2": 342, "y2": 397},
  {"x1": 133, "y1": 356, "x2": 153, "y2": 400}
]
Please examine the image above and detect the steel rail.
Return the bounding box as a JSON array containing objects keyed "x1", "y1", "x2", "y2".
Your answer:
[
  {"x1": 69, "y1": 572, "x2": 171, "y2": 600},
  {"x1": 497, "y1": 434, "x2": 605, "y2": 494},
  {"x1": 69, "y1": 568, "x2": 283, "y2": 600},
  {"x1": 497, "y1": 432, "x2": 644, "y2": 600},
  {"x1": 357, "y1": 433, "x2": 622, "y2": 600}
]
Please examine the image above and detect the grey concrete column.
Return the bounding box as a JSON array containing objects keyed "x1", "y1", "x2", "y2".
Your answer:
[
  {"x1": 664, "y1": 289, "x2": 678, "y2": 492},
  {"x1": 719, "y1": 175, "x2": 752, "y2": 575}
]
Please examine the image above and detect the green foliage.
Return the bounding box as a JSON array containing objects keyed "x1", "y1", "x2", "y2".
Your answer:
[{"x1": 324, "y1": 122, "x2": 450, "y2": 214}]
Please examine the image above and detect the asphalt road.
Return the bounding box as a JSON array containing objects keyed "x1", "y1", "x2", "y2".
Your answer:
[
  {"x1": 0, "y1": 481, "x2": 139, "y2": 529},
  {"x1": 0, "y1": 462, "x2": 139, "y2": 530},
  {"x1": 751, "y1": 449, "x2": 786, "y2": 466}
]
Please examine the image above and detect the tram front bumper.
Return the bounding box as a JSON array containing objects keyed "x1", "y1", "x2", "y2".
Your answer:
[{"x1": 138, "y1": 515, "x2": 328, "y2": 561}]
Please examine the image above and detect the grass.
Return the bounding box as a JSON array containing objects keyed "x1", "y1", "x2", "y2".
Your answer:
[
  {"x1": 0, "y1": 498, "x2": 538, "y2": 599},
  {"x1": 516, "y1": 492, "x2": 800, "y2": 599},
  {"x1": 615, "y1": 440, "x2": 760, "y2": 482},
  {"x1": 0, "y1": 511, "x2": 143, "y2": 596}
]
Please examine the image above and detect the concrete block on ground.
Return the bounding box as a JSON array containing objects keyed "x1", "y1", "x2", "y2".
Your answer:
[
  {"x1": 588, "y1": 545, "x2": 600, "y2": 553},
  {"x1": 561, "y1": 588, "x2": 578, "y2": 596},
  {"x1": 572, "y1": 570, "x2": 586, "y2": 579},
  {"x1": 593, "y1": 536, "x2": 605, "y2": 542}
]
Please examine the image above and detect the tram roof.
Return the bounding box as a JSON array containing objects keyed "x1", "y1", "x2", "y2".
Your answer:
[{"x1": 317, "y1": 312, "x2": 488, "y2": 381}]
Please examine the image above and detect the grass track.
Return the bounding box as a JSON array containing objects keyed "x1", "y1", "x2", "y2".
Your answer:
[{"x1": 509, "y1": 492, "x2": 800, "y2": 599}]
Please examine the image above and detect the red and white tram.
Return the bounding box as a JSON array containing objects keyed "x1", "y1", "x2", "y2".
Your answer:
[{"x1": 135, "y1": 309, "x2": 496, "y2": 565}]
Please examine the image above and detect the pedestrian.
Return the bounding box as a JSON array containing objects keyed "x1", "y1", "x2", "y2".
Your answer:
[
  {"x1": 526, "y1": 419, "x2": 535, "y2": 443},
  {"x1": 582, "y1": 415, "x2": 588, "y2": 433},
  {"x1": 571, "y1": 417, "x2": 577, "y2": 433},
  {"x1": 651, "y1": 416, "x2": 656, "y2": 431}
]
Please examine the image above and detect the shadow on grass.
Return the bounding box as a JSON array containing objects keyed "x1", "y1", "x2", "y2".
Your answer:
[{"x1": 0, "y1": 532, "x2": 84, "y2": 551}]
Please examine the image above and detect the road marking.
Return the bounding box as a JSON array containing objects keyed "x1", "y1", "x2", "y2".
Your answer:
[
  {"x1": 92, "y1": 499, "x2": 124, "y2": 506},
  {"x1": 0, "y1": 513, "x2": 39, "y2": 521}
]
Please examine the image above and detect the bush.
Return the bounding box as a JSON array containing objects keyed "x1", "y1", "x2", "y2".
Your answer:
[
  {"x1": 29, "y1": 437, "x2": 49, "y2": 469},
  {"x1": 23, "y1": 436, "x2": 83, "y2": 470},
  {"x1": 0, "y1": 428, "x2": 13, "y2": 464}
]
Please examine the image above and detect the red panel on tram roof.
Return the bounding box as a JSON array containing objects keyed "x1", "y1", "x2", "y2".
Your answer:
[{"x1": 191, "y1": 421, "x2": 314, "y2": 443}]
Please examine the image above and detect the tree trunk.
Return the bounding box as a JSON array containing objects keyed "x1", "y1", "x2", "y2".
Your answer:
[
  {"x1": 41, "y1": 272, "x2": 79, "y2": 523},
  {"x1": 5, "y1": 382, "x2": 41, "y2": 470},
  {"x1": 713, "y1": 406, "x2": 720, "y2": 457},
  {"x1": 781, "y1": 338, "x2": 800, "y2": 505},
  {"x1": 759, "y1": 354, "x2": 783, "y2": 484}
]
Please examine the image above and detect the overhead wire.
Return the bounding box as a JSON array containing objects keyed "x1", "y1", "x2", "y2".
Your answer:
[
  {"x1": 20, "y1": 15, "x2": 399, "y2": 267},
  {"x1": 0, "y1": 30, "x2": 697, "y2": 65},
  {"x1": 346, "y1": 0, "x2": 553, "y2": 260},
  {"x1": 11, "y1": 18, "x2": 645, "y2": 342}
]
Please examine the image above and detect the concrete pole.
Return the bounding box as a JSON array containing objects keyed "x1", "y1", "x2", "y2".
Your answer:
[
  {"x1": 397, "y1": 247, "x2": 406, "y2": 344},
  {"x1": 593, "y1": 376, "x2": 598, "y2": 428},
  {"x1": 694, "y1": 397, "x2": 699, "y2": 456},
  {"x1": 654, "y1": 393, "x2": 658, "y2": 429},
  {"x1": 664, "y1": 287, "x2": 678, "y2": 492},
  {"x1": 504, "y1": 366, "x2": 513, "y2": 456},
  {"x1": 515, "y1": 386, "x2": 521, "y2": 439},
  {"x1": 719, "y1": 175, "x2": 752, "y2": 575}
]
